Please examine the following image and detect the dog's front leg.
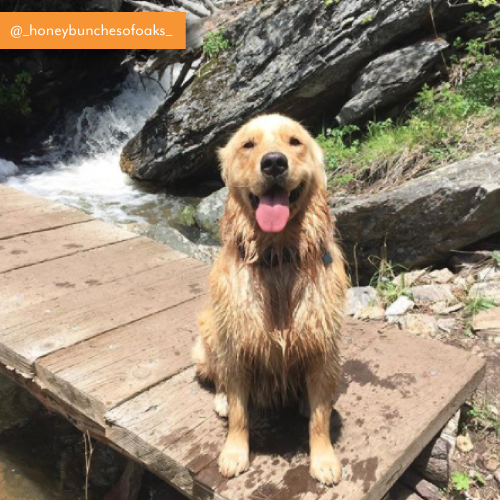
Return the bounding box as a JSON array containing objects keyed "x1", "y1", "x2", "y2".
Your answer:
[
  {"x1": 307, "y1": 373, "x2": 342, "y2": 486},
  {"x1": 218, "y1": 376, "x2": 250, "y2": 478}
]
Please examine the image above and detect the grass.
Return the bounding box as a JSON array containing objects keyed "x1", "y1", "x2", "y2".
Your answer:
[
  {"x1": 464, "y1": 294, "x2": 497, "y2": 319},
  {"x1": 318, "y1": 24, "x2": 500, "y2": 193},
  {"x1": 369, "y1": 257, "x2": 411, "y2": 306}
]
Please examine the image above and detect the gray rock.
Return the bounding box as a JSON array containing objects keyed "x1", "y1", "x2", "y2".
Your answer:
[
  {"x1": 345, "y1": 286, "x2": 379, "y2": 318},
  {"x1": 337, "y1": 39, "x2": 448, "y2": 125},
  {"x1": 385, "y1": 296, "x2": 414, "y2": 321},
  {"x1": 334, "y1": 149, "x2": 500, "y2": 280},
  {"x1": 494, "y1": 468, "x2": 500, "y2": 487},
  {"x1": 411, "y1": 285, "x2": 455, "y2": 305},
  {"x1": 399, "y1": 313, "x2": 438, "y2": 337},
  {"x1": 469, "y1": 281, "x2": 500, "y2": 303},
  {"x1": 194, "y1": 187, "x2": 228, "y2": 238},
  {"x1": 120, "y1": 0, "x2": 457, "y2": 184},
  {"x1": 476, "y1": 266, "x2": 500, "y2": 282}
]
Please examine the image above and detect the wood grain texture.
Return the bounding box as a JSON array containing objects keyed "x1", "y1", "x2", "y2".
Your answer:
[
  {"x1": 0, "y1": 258, "x2": 208, "y2": 374},
  {"x1": 0, "y1": 188, "x2": 91, "y2": 239},
  {"x1": 106, "y1": 322, "x2": 485, "y2": 500},
  {"x1": 0, "y1": 237, "x2": 184, "y2": 314},
  {"x1": 0, "y1": 220, "x2": 136, "y2": 274},
  {"x1": 36, "y1": 294, "x2": 206, "y2": 424}
]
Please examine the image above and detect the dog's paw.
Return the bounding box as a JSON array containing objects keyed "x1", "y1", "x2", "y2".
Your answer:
[
  {"x1": 214, "y1": 393, "x2": 229, "y2": 418},
  {"x1": 218, "y1": 445, "x2": 250, "y2": 478},
  {"x1": 310, "y1": 448, "x2": 342, "y2": 486}
]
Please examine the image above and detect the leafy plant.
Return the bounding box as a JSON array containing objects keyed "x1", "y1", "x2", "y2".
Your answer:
[
  {"x1": 467, "y1": 403, "x2": 500, "y2": 435},
  {"x1": 492, "y1": 250, "x2": 500, "y2": 265},
  {"x1": 0, "y1": 71, "x2": 32, "y2": 117},
  {"x1": 451, "y1": 471, "x2": 471, "y2": 492},
  {"x1": 202, "y1": 29, "x2": 230, "y2": 59},
  {"x1": 369, "y1": 259, "x2": 410, "y2": 306},
  {"x1": 464, "y1": 294, "x2": 497, "y2": 318}
]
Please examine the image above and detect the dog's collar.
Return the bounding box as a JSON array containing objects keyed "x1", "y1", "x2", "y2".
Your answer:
[{"x1": 238, "y1": 243, "x2": 333, "y2": 268}]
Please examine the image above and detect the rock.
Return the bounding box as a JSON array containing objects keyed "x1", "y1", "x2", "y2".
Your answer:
[
  {"x1": 411, "y1": 284, "x2": 455, "y2": 305},
  {"x1": 334, "y1": 149, "x2": 500, "y2": 281},
  {"x1": 337, "y1": 39, "x2": 448, "y2": 125},
  {"x1": 121, "y1": 0, "x2": 458, "y2": 184},
  {"x1": 484, "y1": 458, "x2": 499, "y2": 472},
  {"x1": 359, "y1": 305, "x2": 386, "y2": 321},
  {"x1": 437, "y1": 318, "x2": 457, "y2": 334},
  {"x1": 0, "y1": 158, "x2": 18, "y2": 182},
  {"x1": 494, "y1": 468, "x2": 500, "y2": 487},
  {"x1": 456, "y1": 433, "x2": 474, "y2": 453},
  {"x1": 469, "y1": 281, "x2": 500, "y2": 303},
  {"x1": 392, "y1": 269, "x2": 427, "y2": 288},
  {"x1": 476, "y1": 266, "x2": 500, "y2": 282},
  {"x1": 385, "y1": 296, "x2": 414, "y2": 321},
  {"x1": 194, "y1": 187, "x2": 227, "y2": 238},
  {"x1": 345, "y1": 286, "x2": 379, "y2": 318},
  {"x1": 426, "y1": 268, "x2": 455, "y2": 284},
  {"x1": 471, "y1": 306, "x2": 500, "y2": 334},
  {"x1": 495, "y1": 336, "x2": 500, "y2": 345},
  {"x1": 399, "y1": 313, "x2": 438, "y2": 337},
  {"x1": 400, "y1": 470, "x2": 442, "y2": 500},
  {"x1": 0, "y1": 374, "x2": 42, "y2": 433}
]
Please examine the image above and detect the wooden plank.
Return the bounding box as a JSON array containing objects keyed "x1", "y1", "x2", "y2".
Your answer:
[
  {"x1": 0, "y1": 195, "x2": 91, "y2": 239},
  {"x1": 0, "y1": 259, "x2": 208, "y2": 375},
  {"x1": 0, "y1": 189, "x2": 52, "y2": 215},
  {"x1": 36, "y1": 295, "x2": 206, "y2": 424},
  {"x1": 0, "y1": 220, "x2": 137, "y2": 275},
  {"x1": 0, "y1": 237, "x2": 185, "y2": 314},
  {"x1": 106, "y1": 321, "x2": 485, "y2": 500}
]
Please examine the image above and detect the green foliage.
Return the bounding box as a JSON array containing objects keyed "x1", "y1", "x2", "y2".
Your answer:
[
  {"x1": 0, "y1": 71, "x2": 32, "y2": 117},
  {"x1": 369, "y1": 259, "x2": 410, "y2": 306},
  {"x1": 492, "y1": 250, "x2": 500, "y2": 264},
  {"x1": 468, "y1": 403, "x2": 500, "y2": 435},
  {"x1": 469, "y1": 0, "x2": 498, "y2": 7},
  {"x1": 202, "y1": 29, "x2": 230, "y2": 59},
  {"x1": 464, "y1": 294, "x2": 497, "y2": 318},
  {"x1": 317, "y1": 37, "x2": 500, "y2": 190},
  {"x1": 360, "y1": 15, "x2": 374, "y2": 25},
  {"x1": 451, "y1": 471, "x2": 470, "y2": 492}
]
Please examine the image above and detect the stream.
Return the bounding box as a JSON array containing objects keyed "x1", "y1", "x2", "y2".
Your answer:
[{"x1": 2, "y1": 69, "x2": 215, "y2": 248}]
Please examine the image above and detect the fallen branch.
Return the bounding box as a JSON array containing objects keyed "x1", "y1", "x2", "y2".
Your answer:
[{"x1": 173, "y1": 0, "x2": 210, "y2": 17}]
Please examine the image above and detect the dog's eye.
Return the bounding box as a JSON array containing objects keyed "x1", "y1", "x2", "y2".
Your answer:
[
  {"x1": 290, "y1": 137, "x2": 302, "y2": 146},
  {"x1": 243, "y1": 141, "x2": 255, "y2": 149}
]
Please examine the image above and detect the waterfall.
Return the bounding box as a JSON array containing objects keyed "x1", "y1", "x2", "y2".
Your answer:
[{"x1": 4, "y1": 69, "x2": 195, "y2": 227}]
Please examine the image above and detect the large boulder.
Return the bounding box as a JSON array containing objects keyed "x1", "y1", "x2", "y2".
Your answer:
[
  {"x1": 333, "y1": 149, "x2": 500, "y2": 280},
  {"x1": 120, "y1": 0, "x2": 456, "y2": 185},
  {"x1": 336, "y1": 39, "x2": 449, "y2": 126}
]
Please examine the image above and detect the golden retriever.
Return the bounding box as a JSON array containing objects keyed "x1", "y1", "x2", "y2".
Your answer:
[{"x1": 193, "y1": 114, "x2": 347, "y2": 485}]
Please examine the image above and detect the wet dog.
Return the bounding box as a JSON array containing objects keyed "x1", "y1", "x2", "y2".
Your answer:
[{"x1": 193, "y1": 114, "x2": 347, "y2": 485}]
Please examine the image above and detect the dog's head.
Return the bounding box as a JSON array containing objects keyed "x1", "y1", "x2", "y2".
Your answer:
[{"x1": 219, "y1": 114, "x2": 326, "y2": 234}]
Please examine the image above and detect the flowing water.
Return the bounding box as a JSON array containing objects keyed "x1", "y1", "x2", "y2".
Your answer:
[{"x1": 3, "y1": 69, "x2": 211, "y2": 245}]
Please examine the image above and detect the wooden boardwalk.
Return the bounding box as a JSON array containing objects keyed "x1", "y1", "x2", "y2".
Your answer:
[{"x1": 0, "y1": 184, "x2": 485, "y2": 500}]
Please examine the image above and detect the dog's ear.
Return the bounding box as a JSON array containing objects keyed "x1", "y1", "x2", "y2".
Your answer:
[
  {"x1": 218, "y1": 146, "x2": 230, "y2": 185},
  {"x1": 310, "y1": 139, "x2": 327, "y2": 188}
]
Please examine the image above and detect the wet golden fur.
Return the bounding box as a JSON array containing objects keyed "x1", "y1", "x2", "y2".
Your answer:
[{"x1": 193, "y1": 114, "x2": 348, "y2": 484}]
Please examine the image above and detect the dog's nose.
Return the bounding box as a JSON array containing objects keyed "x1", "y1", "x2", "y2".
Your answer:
[{"x1": 261, "y1": 152, "x2": 288, "y2": 178}]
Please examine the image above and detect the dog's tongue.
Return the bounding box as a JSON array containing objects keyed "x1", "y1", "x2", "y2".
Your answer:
[{"x1": 255, "y1": 187, "x2": 290, "y2": 233}]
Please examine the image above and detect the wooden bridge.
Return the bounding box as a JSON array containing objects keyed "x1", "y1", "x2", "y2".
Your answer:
[{"x1": 0, "y1": 184, "x2": 485, "y2": 500}]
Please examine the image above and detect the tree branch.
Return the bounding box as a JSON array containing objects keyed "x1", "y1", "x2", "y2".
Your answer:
[
  {"x1": 173, "y1": 0, "x2": 210, "y2": 17},
  {"x1": 199, "y1": 0, "x2": 219, "y2": 13},
  {"x1": 123, "y1": 0, "x2": 176, "y2": 12}
]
